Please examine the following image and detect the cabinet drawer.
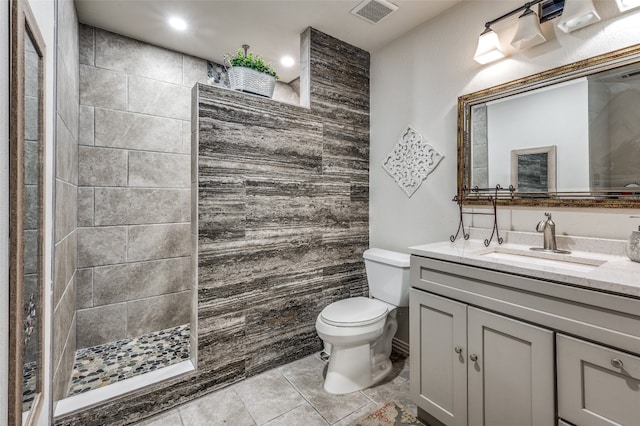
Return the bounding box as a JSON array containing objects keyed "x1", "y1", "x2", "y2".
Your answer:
[
  {"x1": 557, "y1": 334, "x2": 640, "y2": 426},
  {"x1": 411, "y1": 256, "x2": 640, "y2": 356}
]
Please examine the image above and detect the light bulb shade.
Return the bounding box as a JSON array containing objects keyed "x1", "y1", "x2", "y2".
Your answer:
[
  {"x1": 474, "y1": 29, "x2": 505, "y2": 65},
  {"x1": 615, "y1": 0, "x2": 640, "y2": 12},
  {"x1": 557, "y1": 0, "x2": 601, "y2": 33},
  {"x1": 511, "y1": 9, "x2": 546, "y2": 50}
]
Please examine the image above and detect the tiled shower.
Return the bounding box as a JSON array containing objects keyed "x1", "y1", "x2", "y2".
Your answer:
[
  {"x1": 75, "y1": 24, "x2": 193, "y2": 351},
  {"x1": 54, "y1": 20, "x2": 204, "y2": 401},
  {"x1": 53, "y1": 0, "x2": 370, "y2": 421},
  {"x1": 54, "y1": 15, "x2": 228, "y2": 400}
]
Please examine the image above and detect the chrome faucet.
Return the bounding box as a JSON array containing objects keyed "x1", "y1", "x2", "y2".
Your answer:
[{"x1": 536, "y1": 212, "x2": 557, "y2": 251}]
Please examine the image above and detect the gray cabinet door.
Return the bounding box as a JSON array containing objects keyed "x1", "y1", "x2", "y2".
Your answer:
[
  {"x1": 467, "y1": 307, "x2": 555, "y2": 426},
  {"x1": 557, "y1": 334, "x2": 640, "y2": 426},
  {"x1": 410, "y1": 289, "x2": 467, "y2": 426}
]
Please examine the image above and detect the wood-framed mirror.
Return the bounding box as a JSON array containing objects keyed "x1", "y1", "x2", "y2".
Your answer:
[
  {"x1": 9, "y1": 0, "x2": 46, "y2": 423},
  {"x1": 458, "y1": 43, "x2": 640, "y2": 207}
]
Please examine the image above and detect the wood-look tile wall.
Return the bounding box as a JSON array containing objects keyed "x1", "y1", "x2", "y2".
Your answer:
[
  {"x1": 196, "y1": 27, "x2": 370, "y2": 378},
  {"x1": 55, "y1": 27, "x2": 369, "y2": 425}
]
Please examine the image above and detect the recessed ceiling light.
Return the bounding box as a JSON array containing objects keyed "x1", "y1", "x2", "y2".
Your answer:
[
  {"x1": 280, "y1": 56, "x2": 295, "y2": 67},
  {"x1": 169, "y1": 17, "x2": 187, "y2": 31}
]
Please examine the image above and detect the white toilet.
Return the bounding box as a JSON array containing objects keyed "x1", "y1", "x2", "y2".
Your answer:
[{"x1": 315, "y1": 248, "x2": 411, "y2": 394}]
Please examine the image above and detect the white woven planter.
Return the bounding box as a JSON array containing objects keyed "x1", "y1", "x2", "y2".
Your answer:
[{"x1": 228, "y1": 66, "x2": 276, "y2": 98}]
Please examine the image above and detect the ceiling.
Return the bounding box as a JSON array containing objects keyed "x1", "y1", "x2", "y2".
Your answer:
[{"x1": 74, "y1": 0, "x2": 460, "y2": 82}]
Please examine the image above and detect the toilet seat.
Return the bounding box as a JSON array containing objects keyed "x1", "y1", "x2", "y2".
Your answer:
[{"x1": 320, "y1": 297, "x2": 388, "y2": 327}]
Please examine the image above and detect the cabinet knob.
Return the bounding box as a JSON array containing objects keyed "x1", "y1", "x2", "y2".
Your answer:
[
  {"x1": 611, "y1": 358, "x2": 624, "y2": 369},
  {"x1": 454, "y1": 346, "x2": 463, "y2": 354},
  {"x1": 469, "y1": 354, "x2": 478, "y2": 362}
]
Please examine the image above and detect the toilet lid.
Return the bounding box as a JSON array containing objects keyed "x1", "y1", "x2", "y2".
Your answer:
[{"x1": 320, "y1": 297, "x2": 388, "y2": 327}]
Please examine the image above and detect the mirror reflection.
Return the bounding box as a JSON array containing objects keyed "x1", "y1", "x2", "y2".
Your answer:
[
  {"x1": 471, "y1": 62, "x2": 640, "y2": 192},
  {"x1": 464, "y1": 50, "x2": 640, "y2": 202},
  {"x1": 22, "y1": 28, "x2": 42, "y2": 415}
]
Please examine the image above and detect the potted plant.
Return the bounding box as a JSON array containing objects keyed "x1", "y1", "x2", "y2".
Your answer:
[{"x1": 225, "y1": 44, "x2": 279, "y2": 98}]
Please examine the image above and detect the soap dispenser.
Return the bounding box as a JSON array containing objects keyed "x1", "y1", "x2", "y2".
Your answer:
[{"x1": 627, "y1": 216, "x2": 640, "y2": 263}]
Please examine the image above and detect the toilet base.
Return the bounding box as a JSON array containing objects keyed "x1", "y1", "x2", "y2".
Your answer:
[
  {"x1": 323, "y1": 344, "x2": 394, "y2": 395},
  {"x1": 319, "y1": 313, "x2": 398, "y2": 395}
]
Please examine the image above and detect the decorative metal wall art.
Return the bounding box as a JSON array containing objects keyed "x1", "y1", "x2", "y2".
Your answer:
[{"x1": 383, "y1": 126, "x2": 444, "y2": 197}]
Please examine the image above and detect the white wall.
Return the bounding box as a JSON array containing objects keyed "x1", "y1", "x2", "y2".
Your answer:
[
  {"x1": 1, "y1": 0, "x2": 10, "y2": 422},
  {"x1": 27, "y1": 0, "x2": 56, "y2": 424},
  {"x1": 371, "y1": 0, "x2": 640, "y2": 252}
]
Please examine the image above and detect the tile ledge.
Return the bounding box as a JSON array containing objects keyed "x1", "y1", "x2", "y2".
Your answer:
[{"x1": 54, "y1": 360, "x2": 194, "y2": 418}]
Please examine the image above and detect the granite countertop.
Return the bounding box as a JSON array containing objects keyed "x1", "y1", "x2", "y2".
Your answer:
[{"x1": 409, "y1": 229, "x2": 640, "y2": 298}]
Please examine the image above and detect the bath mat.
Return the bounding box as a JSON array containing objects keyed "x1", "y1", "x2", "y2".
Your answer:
[{"x1": 349, "y1": 400, "x2": 425, "y2": 426}]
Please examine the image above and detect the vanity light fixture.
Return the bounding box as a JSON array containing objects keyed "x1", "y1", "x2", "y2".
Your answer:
[
  {"x1": 511, "y1": 7, "x2": 546, "y2": 50},
  {"x1": 557, "y1": 0, "x2": 600, "y2": 33},
  {"x1": 473, "y1": 27, "x2": 505, "y2": 64},
  {"x1": 615, "y1": 0, "x2": 640, "y2": 13},
  {"x1": 474, "y1": 0, "x2": 546, "y2": 65}
]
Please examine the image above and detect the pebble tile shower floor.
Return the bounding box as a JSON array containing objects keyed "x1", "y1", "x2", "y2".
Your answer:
[
  {"x1": 66, "y1": 324, "x2": 190, "y2": 397},
  {"x1": 23, "y1": 361, "x2": 37, "y2": 411}
]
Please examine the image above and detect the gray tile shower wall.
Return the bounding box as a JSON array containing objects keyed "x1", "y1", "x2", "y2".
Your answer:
[
  {"x1": 75, "y1": 25, "x2": 200, "y2": 349},
  {"x1": 55, "y1": 27, "x2": 369, "y2": 425},
  {"x1": 52, "y1": 0, "x2": 79, "y2": 401}
]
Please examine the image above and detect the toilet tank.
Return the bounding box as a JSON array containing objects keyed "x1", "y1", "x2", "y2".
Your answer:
[{"x1": 363, "y1": 248, "x2": 411, "y2": 307}]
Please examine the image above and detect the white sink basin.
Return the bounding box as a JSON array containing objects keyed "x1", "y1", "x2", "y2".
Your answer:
[{"x1": 473, "y1": 246, "x2": 607, "y2": 273}]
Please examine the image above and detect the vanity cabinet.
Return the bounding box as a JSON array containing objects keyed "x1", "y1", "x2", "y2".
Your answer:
[
  {"x1": 410, "y1": 254, "x2": 640, "y2": 426},
  {"x1": 410, "y1": 290, "x2": 555, "y2": 426}
]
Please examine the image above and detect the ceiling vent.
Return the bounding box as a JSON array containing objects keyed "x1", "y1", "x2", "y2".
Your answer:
[
  {"x1": 621, "y1": 69, "x2": 640, "y2": 80},
  {"x1": 350, "y1": 0, "x2": 398, "y2": 24},
  {"x1": 592, "y1": 67, "x2": 640, "y2": 83}
]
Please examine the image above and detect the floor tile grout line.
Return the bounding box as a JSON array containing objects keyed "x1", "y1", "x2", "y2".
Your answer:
[
  {"x1": 233, "y1": 367, "x2": 316, "y2": 425},
  {"x1": 277, "y1": 367, "x2": 307, "y2": 403},
  {"x1": 260, "y1": 400, "x2": 312, "y2": 426},
  {"x1": 277, "y1": 364, "x2": 333, "y2": 424},
  {"x1": 362, "y1": 391, "x2": 378, "y2": 406},
  {"x1": 301, "y1": 401, "x2": 331, "y2": 426},
  {"x1": 277, "y1": 358, "x2": 372, "y2": 425},
  {"x1": 329, "y1": 399, "x2": 370, "y2": 426},
  {"x1": 231, "y1": 388, "x2": 260, "y2": 426},
  {"x1": 177, "y1": 408, "x2": 185, "y2": 426}
]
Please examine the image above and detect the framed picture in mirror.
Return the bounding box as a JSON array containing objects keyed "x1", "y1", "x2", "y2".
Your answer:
[{"x1": 511, "y1": 146, "x2": 557, "y2": 194}]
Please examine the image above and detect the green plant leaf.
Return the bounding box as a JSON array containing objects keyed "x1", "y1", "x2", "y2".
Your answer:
[{"x1": 224, "y1": 46, "x2": 279, "y2": 80}]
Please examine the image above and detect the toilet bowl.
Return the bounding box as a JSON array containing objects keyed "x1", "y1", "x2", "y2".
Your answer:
[{"x1": 315, "y1": 248, "x2": 410, "y2": 394}]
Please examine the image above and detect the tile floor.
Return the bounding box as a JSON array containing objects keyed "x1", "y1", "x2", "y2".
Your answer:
[{"x1": 136, "y1": 352, "x2": 414, "y2": 426}]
